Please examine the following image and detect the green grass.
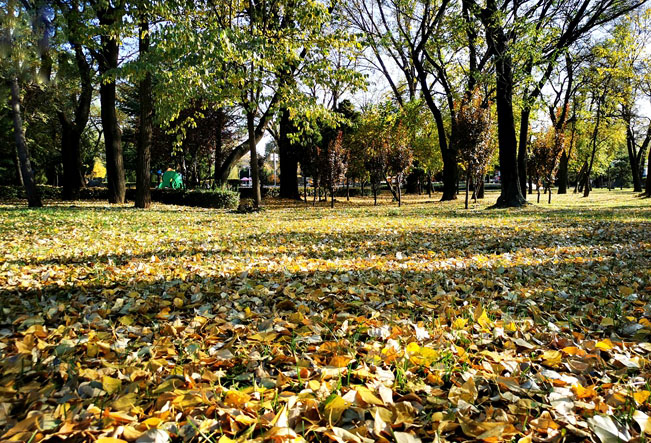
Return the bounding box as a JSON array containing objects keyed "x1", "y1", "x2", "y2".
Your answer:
[{"x1": 0, "y1": 189, "x2": 649, "y2": 441}]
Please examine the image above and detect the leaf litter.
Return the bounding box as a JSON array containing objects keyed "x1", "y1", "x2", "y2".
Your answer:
[{"x1": 0, "y1": 192, "x2": 650, "y2": 442}]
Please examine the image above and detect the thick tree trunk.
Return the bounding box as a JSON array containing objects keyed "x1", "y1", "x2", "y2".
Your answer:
[
  {"x1": 59, "y1": 45, "x2": 92, "y2": 201},
  {"x1": 427, "y1": 174, "x2": 432, "y2": 198},
  {"x1": 59, "y1": 120, "x2": 86, "y2": 200},
  {"x1": 626, "y1": 123, "x2": 643, "y2": 193},
  {"x1": 10, "y1": 78, "x2": 42, "y2": 208},
  {"x1": 278, "y1": 109, "x2": 301, "y2": 199},
  {"x1": 493, "y1": 55, "x2": 526, "y2": 207},
  {"x1": 135, "y1": 18, "x2": 152, "y2": 209},
  {"x1": 213, "y1": 108, "x2": 225, "y2": 187},
  {"x1": 645, "y1": 146, "x2": 651, "y2": 197},
  {"x1": 97, "y1": 6, "x2": 125, "y2": 204},
  {"x1": 248, "y1": 108, "x2": 261, "y2": 208},
  {"x1": 482, "y1": 0, "x2": 525, "y2": 208},
  {"x1": 441, "y1": 149, "x2": 458, "y2": 201},
  {"x1": 465, "y1": 172, "x2": 470, "y2": 209},
  {"x1": 557, "y1": 151, "x2": 569, "y2": 194},
  {"x1": 517, "y1": 107, "x2": 531, "y2": 198},
  {"x1": 12, "y1": 147, "x2": 23, "y2": 186}
]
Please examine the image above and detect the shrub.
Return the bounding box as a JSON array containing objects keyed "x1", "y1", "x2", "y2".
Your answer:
[{"x1": 0, "y1": 186, "x2": 239, "y2": 209}]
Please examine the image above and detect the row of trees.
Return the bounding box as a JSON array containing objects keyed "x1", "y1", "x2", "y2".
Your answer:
[{"x1": 3, "y1": 0, "x2": 651, "y2": 210}]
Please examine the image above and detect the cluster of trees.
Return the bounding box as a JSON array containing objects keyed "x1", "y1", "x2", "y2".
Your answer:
[{"x1": 3, "y1": 0, "x2": 651, "y2": 210}]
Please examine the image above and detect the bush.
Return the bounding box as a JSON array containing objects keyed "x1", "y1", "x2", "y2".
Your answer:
[
  {"x1": 80, "y1": 187, "x2": 109, "y2": 200},
  {"x1": 0, "y1": 186, "x2": 20, "y2": 200},
  {"x1": 0, "y1": 185, "x2": 239, "y2": 209},
  {"x1": 151, "y1": 188, "x2": 239, "y2": 209}
]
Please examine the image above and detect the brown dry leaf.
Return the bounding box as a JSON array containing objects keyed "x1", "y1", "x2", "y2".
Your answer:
[{"x1": 448, "y1": 377, "x2": 478, "y2": 406}]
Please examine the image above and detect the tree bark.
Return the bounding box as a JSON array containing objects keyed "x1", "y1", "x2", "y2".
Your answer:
[
  {"x1": 213, "y1": 108, "x2": 225, "y2": 187},
  {"x1": 481, "y1": 0, "x2": 526, "y2": 208},
  {"x1": 517, "y1": 107, "x2": 531, "y2": 198},
  {"x1": 248, "y1": 107, "x2": 261, "y2": 208},
  {"x1": 557, "y1": 151, "x2": 569, "y2": 194},
  {"x1": 59, "y1": 117, "x2": 86, "y2": 200},
  {"x1": 625, "y1": 115, "x2": 643, "y2": 192},
  {"x1": 135, "y1": 17, "x2": 152, "y2": 209},
  {"x1": 97, "y1": 5, "x2": 126, "y2": 204},
  {"x1": 645, "y1": 145, "x2": 651, "y2": 197},
  {"x1": 278, "y1": 109, "x2": 301, "y2": 199},
  {"x1": 10, "y1": 77, "x2": 42, "y2": 208},
  {"x1": 59, "y1": 45, "x2": 92, "y2": 200}
]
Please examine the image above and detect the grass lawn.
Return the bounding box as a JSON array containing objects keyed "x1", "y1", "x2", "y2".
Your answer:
[{"x1": 0, "y1": 189, "x2": 650, "y2": 442}]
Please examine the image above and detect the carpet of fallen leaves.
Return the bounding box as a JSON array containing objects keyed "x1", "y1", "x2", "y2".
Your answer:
[{"x1": 1, "y1": 190, "x2": 650, "y2": 443}]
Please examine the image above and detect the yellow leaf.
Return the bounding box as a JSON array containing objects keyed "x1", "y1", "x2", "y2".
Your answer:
[
  {"x1": 540, "y1": 350, "x2": 562, "y2": 368},
  {"x1": 324, "y1": 395, "x2": 349, "y2": 424},
  {"x1": 452, "y1": 317, "x2": 468, "y2": 329},
  {"x1": 224, "y1": 390, "x2": 250, "y2": 408},
  {"x1": 634, "y1": 390, "x2": 650, "y2": 405},
  {"x1": 477, "y1": 309, "x2": 492, "y2": 330},
  {"x1": 329, "y1": 355, "x2": 351, "y2": 368},
  {"x1": 355, "y1": 385, "x2": 384, "y2": 405},
  {"x1": 572, "y1": 384, "x2": 598, "y2": 399},
  {"x1": 173, "y1": 297, "x2": 184, "y2": 308},
  {"x1": 119, "y1": 315, "x2": 134, "y2": 326},
  {"x1": 96, "y1": 438, "x2": 128, "y2": 443},
  {"x1": 102, "y1": 376, "x2": 122, "y2": 395},
  {"x1": 142, "y1": 417, "x2": 163, "y2": 428},
  {"x1": 405, "y1": 342, "x2": 421, "y2": 356},
  {"x1": 600, "y1": 317, "x2": 615, "y2": 327},
  {"x1": 596, "y1": 338, "x2": 614, "y2": 351}
]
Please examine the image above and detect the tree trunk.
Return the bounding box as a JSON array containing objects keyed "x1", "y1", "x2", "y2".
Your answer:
[
  {"x1": 12, "y1": 146, "x2": 23, "y2": 186},
  {"x1": 441, "y1": 149, "x2": 457, "y2": 200},
  {"x1": 278, "y1": 109, "x2": 301, "y2": 199},
  {"x1": 10, "y1": 78, "x2": 42, "y2": 208},
  {"x1": 517, "y1": 107, "x2": 531, "y2": 198},
  {"x1": 330, "y1": 185, "x2": 334, "y2": 208},
  {"x1": 557, "y1": 151, "x2": 569, "y2": 194},
  {"x1": 213, "y1": 108, "x2": 225, "y2": 187},
  {"x1": 397, "y1": 176, "x2": 402, "y2": 207},
  {"x1": 427, "y1": 174, "x2": 432, "y2": 198},
  {"x1": 482, "y1": 0, "x2": 526, "y2": 208},
  {"x1": 346, "y1": 177, "x2": 350, "y2": 201},
  {"x1": 584, "y1": 99, "x2": 602, "y2": 198},
  {"x1": 59, "y1": 45, "x2": 92, "y2": 201},
  {"x1": 548, "y1": 185, "x2": 552, "y2": 204},
  {"x1": 303, "y1": 176, "x2": 308, "y2": 203},
  {"x1": 135, "y1": 17, "x2": 152, "y2": 209},
  {"x1": 477, "y1": 177, "x2": 484, "y2": 199},
  {"x1": 97, "y1": 6, "x2": 125, "y2": 204},
  {"x1": 645, "y1": 146, "x2": 651, "y2": 197},
  {"x1": 59, "y1": 119, "x2": 86, "y2": 200},
  {"x1": 247, "y1": 108, "x2": 261, "y2": 208},
  {"x1": 465, "y1": 171, "x2": 470, "y2": 209},
  {"x1": 626, "y1": 121, "x2": 643, "y2": 192},
  {"x1": 537, "y1": 184, "x2": 540, "y2": 203}
]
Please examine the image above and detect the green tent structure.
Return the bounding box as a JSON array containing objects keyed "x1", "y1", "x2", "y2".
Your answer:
[{"x1": 158, "y1": 170, "x2": 184, "y2": 189}]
